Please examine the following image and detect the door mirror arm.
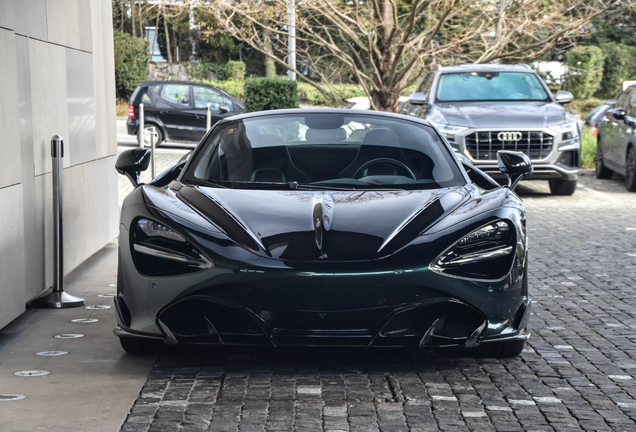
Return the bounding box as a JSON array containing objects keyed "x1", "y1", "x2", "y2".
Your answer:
[
  {"x1": 497, "y1": 150, "x2": 533, "y2": 191},
  {"x1": 115, "y1": 148, "x2": 151, "y2": 187}
]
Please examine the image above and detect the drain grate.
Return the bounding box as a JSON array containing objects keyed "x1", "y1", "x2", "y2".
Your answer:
[
  {"x1": 98, "y1": 294, "x2": 116, "y2": 298},
  {"x1": 86, "y1": 305, "x2": 111, "y2": 310},
  {"x1": 71, "y1": 318, "x2": 99, "y2": 323},
  {"x1": 36, "y1": 351, "x2": 68, "y2": 357},
  {"x1": 54, "y1": 334, "x2": 84, "y2": 339},
  {"x1": 14, "y1": 370, "x2": 49, "y2": 377},
  {"x1": 0, "y1": 394, "x2": 26, "y2": 401}
]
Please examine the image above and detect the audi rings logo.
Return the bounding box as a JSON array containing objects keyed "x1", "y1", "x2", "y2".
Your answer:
[{"x1": 497, "y1": 131, "x2": 523, "y2": 141}]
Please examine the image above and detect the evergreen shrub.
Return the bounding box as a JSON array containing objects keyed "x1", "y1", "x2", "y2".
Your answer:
[
  {"x1": 565, "y1": 46, "x2": 605, "y2": 99},
  {"x1": 113, "y1": 31, "x2": 149, "y2": 99},
  {"x1": 244, "y1": 78, "x2": 298, "y2": 112}
]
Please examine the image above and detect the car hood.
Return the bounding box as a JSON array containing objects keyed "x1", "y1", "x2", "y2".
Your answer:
[
  {"x1": 433, "y1": 101, "x2": 571, "y2": 128},
  {"x1": 178, "y1": 185, "x2": 469, "y2": 261}
]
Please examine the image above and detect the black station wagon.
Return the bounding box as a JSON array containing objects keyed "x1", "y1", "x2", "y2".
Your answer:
[{"x1": 127, "y1": 81, "x2": 244, "y2": 146}]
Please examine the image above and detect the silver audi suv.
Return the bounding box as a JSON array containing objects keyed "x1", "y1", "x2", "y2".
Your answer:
[{"x1": 401, "y1": 64, "x2": 580, "y2": 195}]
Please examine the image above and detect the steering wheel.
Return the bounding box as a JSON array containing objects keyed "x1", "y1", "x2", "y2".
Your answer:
[{"x1": 353, "y1": 158, "x2": 416, "y2": 180}]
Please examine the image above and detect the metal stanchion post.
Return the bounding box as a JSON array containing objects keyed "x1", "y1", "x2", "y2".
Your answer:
[
  {"x1": 206, "y1": 104, "x2": 212, "y2": 132},
  {"x1": 33, "y1": 136, "x2": 84, "y2": 308},
  {"x1": 139, "y1": 103, "x2": 145, "y2": 148},
  {"x1": 151, "y1": 127, "x2": 156, "y2": 179}
]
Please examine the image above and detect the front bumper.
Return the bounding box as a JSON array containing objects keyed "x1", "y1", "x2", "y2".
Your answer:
[{"x1": 114, "y1": 258, "x2": 531, "y2": 350}]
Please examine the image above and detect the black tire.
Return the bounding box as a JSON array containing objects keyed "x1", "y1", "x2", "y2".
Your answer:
[
  {"x1": 472, "y1": 339, "x2": 526, "y2": 358},
  {"x1": 549, "y1": 179, "x2": 577, "y2": 196},
  {"x1": 119, "y1": 337, "x2": 162, "y2": 355},
  {"x1": 137, "y1": 124, "x2": 164, "y2": 147},
  {"x1": 626, "y1": 146, "x2": 636, "y2": 192},
  {"x1": 595, "y1": 138, "x2": 613, "y2": 179}
]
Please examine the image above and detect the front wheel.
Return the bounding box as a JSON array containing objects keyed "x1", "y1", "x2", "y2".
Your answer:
[
  {"x1": 549, "y1": 179, "x2": 577, "y2": 196},
  {"x1": 137, "y1": 124, "x2": 164, "y2": 147},
  {"x1": 595, "y1": 139, "x2": 613, "y2": 179},
  {"x1": 626, "y1": 146, "x2": 636, "y2": 192}
]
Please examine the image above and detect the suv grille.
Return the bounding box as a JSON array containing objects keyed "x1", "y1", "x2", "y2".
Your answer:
[{"x1": 466, "y1": 131, "x2": 553, "y2": 160}]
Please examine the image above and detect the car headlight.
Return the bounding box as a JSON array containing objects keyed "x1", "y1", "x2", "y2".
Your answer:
[
  {"x1": 131, "y1": 218, "x2": 213, "y2": 276},
  {"x1": 429, "y1": 122, "x2": 468, "y2": 144},
  {"x1": 550, "y1": 121, "x2": 579, "y2": 141},
  {"x1": 431, "y1": 220, "x2": 516, "y2": 280}
]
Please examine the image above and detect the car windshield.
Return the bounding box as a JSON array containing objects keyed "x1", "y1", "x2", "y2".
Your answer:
[
  {"x1": 186, "y1": 112, "x2": 465, "y2": 190},
  {"x1": 436, "y1": 72, "x2": 550, "y2": 102}
]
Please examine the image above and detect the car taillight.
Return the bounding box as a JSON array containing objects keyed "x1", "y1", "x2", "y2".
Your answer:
[
  {"x1": 128, "y1": 105, "x2": 135, "y2": 119},
  {"x1": 590, "y1": 126, "x2": 598, "y2": 136}
]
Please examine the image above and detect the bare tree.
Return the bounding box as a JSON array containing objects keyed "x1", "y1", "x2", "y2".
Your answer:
[{"x1": 190, "y1": 0, "x2": 622, "y2": 112}]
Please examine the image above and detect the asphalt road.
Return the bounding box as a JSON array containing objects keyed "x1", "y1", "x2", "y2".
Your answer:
[{"x1": 115, "y1": 125, "x2": 636, "y2": 431}]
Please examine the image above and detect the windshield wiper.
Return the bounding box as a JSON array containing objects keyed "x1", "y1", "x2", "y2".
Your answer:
[{"x1": 292, "y1": 182, "x2": 359, "y2": 191}]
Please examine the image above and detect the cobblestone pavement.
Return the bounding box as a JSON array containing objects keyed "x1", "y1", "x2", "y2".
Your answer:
[{"x1": 118, "y1": 171, "x2": 636, "y2": 432}]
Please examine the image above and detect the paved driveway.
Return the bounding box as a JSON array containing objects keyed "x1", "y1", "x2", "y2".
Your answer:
[{"x1": 119, "y1": 174, "x2": 636, "y2": 432}]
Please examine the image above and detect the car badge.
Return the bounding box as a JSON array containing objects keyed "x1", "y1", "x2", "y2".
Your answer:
[
  {"x1": 497, "y1": 131, "x2": 522, "y2": 141},
  {"x1": 312, "y1": 192, "x2": 334, "y2": 250}
]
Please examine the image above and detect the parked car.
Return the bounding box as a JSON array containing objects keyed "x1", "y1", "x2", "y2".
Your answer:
[
  {"x1": 115, "y1": 109, "x2": 532, "y2": 357},
  {"x1": 584, "y1": 100, "x2": 616, "y2": 136},
  {"x1": 126, "y1": 81, "x2": 244, "y2": 146},
  {"x1": 401, "y1": 64, "x2": 580, "y2": 195},
  {"x1": 596, "y1": 85, "x2": 636, "y2": 191}
]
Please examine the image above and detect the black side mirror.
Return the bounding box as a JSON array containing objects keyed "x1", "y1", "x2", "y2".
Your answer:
[
  {"x1": 613, "y1": 108, "x2": 627, "y2": 121},
  {"x1": 116, "y1": 148, "x2": 151, "y2": 187},
  {"x1": 497, "y1": 150, "x2": 533, "y2": 191},
  {"x1": 219, "y1": 105, "x2": 230, "y2": 114}
]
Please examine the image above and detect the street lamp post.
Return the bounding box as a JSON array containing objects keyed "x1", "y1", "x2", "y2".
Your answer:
[{"x1": 288, "y1": 0, "x2": 296, "y2": 80}]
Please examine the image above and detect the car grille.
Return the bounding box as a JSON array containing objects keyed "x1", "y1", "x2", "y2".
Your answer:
[{"x1": 466, "y1": 131, "x2": 553, "y2": 160}]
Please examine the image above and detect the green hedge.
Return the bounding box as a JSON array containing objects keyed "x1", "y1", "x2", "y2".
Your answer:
[
  {"x1": 244, "y1": 78, "x2": 298, "y2": 112},
  {"x1": 187, "y1": 62, "x2": 227, "y2": 81},
  {"x1": 565, "y1": 46, "x2": 605, "y2": 99},
  {"x1": 113, "y1": 31, "x2": 149, "y2": 99},
  {"x1": 188, "y1": 60, "x2": 246, "y2": 82},
  {"x1": 596, "y1": 43, "x2": 636, "y2": 99},
  {"x1": 226, "y1": 61, "x2": 246, "y2": 81}
]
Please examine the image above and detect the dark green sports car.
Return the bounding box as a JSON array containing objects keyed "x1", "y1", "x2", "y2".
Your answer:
[{"x1": 114, "y1": 109, "x2": 533, "y2": 357}]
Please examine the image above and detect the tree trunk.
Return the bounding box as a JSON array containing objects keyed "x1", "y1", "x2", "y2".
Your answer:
[
  {"x1": 264, "y1": 26, "x2": 276, "y2": 77},
  {"x1": 162, "y1": 6, "x2": 173, "y2": 64},
  {"x1": 131, "y1": 0, "x2": 136, "y2": 37}
]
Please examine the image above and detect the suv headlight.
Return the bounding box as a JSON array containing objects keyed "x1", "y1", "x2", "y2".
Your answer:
[
  {"x1": 131, "y1": 218, "x2": 213, "y2": 276},
  {"x1": 550, "y1": 121, "x2": 579, "y2": 141},
  {"x1": 429, "y1": 122, "x2": 468, "y2": 142},
  {"x1": 431, "y1": 220, "x2": 516, "y2": 280}
]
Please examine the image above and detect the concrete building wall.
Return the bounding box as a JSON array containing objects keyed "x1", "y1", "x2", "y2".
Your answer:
[{"x1": 0, "y1": 0, "x2": 117, "y2": 329}]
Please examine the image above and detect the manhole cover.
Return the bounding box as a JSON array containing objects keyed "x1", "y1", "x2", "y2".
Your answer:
[
  {"x1": 0, "y1": 394, "x2": 26, "y2": 401},
  {"x1": 54, "y1": 334, "x2": 84, "y2": 339},
  {"x1": 71, "y1": 318, "x2": 99, "y2": 323},
  {"x1": 36, "y1": 351, "x2": 68, "y2": 357},
  {"x1": 85, "y1": 305, "x2": 111, "y2": 310},
  {"x1": 14, "y1": 370, "x2": 49, "y2": 377},
  {"x1": 98, "y1": 294, "x2": 116, "y2": 298}
]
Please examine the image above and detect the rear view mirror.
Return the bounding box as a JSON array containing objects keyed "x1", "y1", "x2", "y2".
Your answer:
[
  {"x1": 219, "y1": 105, "x2": 230, "y2": 114},
  {"x1": 497, "y1": 150, "x2": 533, "y2": 191},
  {"x1": 116, "y1": 148, "x2": 151, "y2": 187}
]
